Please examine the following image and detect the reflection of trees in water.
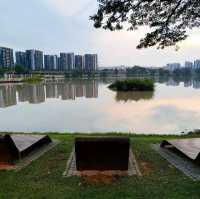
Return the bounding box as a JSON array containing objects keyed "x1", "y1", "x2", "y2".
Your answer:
[{"x1": 115, "y1": 91, "x2": 154, "y2": 102}]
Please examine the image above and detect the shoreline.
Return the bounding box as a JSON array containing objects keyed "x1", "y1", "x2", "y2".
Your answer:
[
  {"x1": 0, "y1": 79, "x2": 24, "y2": 84},
  {"x1": 0, "y1": 131, "x2": 199, "y2": 137}
]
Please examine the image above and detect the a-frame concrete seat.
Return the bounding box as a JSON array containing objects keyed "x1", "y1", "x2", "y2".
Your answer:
[
  {"x1": 161, "y1": 138, "x2": 200, "y2": 161},
  {"x1": 0, "y1": 134, "x2": 52, "y2": 165}
]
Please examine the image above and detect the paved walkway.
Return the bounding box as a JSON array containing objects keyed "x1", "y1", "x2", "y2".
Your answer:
[
  {"x1": 63, "y1": 148, "x2": 141, "y2": 177},
  {"x1": 152, "y1": 144, "x2": 200, "y2": 181}
]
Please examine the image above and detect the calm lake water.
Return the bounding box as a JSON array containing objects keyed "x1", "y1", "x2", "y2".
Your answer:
[{"x1": 0, "y1": 78, "x2": 200, "y2": 134}]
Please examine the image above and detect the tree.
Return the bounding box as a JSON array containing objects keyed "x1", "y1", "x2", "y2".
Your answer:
[
  {"x1": 15, "y1": 65, "x2": 28, "y2": 74},
  {"x1": 0, "y1": 67, "x2": 12, "y2": 75},
  {"x1": 91, "y1": 0, "x2": 200, "y2": 49},
  {"x1": 0, "y1": 68, "x2": 5, "y2": 75}
]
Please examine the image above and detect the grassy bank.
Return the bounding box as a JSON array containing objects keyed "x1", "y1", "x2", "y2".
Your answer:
[
  {"x1": 0, "y1": 133, "x2": 200, "y2": 199},
  {"x1": 108, "y1": 79, "x2": 154, "y2": 91},
  {"x1": 23, "y1": 76, "x2": 43, "y2": 83}
]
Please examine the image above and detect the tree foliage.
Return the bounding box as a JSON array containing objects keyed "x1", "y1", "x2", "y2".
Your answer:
[
  {"x1": 15, "y1": 65, "x2": 28, "y2": 74},
  {"x1": 91, "y1": 0, "x2": 200, "y2": 49},
  {"x1": 108, "y1": 79, "x2": 155, "y2": 91},
  {"x1": 0, "y1": 67, "x2": 12, "y2": 75}
]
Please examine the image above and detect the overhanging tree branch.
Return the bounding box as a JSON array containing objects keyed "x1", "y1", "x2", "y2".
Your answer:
[{"x1": 91, "y1": 0, "x2": 200, "y2": 49}]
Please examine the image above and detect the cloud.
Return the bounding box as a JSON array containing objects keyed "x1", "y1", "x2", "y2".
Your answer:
[
  {"x1": 42, "y1": 0, "x2": 96, "y2": 17},
  {"x1": 1, "y1": 0, "x2": 200, "y2": 66},
  {"x1": 180, "y1": 29, "x2": 200, "y2": 48}
]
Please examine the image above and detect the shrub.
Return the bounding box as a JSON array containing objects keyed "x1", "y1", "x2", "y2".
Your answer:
[
  {"x1": 23, "y1": 76, "x2": 43, "y2": 83},
  {"x1": 108, "y1": 79, "x2": 155, "y2": 91}
]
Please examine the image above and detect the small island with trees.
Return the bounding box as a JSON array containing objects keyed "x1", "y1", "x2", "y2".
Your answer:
[{"x1": 108, "y1": 79, "x2": 155, "y2": 91}]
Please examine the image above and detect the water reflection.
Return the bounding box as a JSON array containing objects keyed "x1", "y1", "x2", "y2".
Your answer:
[
  {"x1": 115, "y1": 91, "x2": 154, "y2": 102},
  {"x1": 1, "y1": 77, "x2": 200, "y2": 133},
  {"x1": 0, "y1": 80, "x2": 98, "y2": 108},
  {"x1": 0, "y1": 85, "x2": 17, "y2": 108},
  {"x1": 164, "y1": 77, "x2": 200, "y2": 89},
  {"x1": 1, "y1": 77, "x2": 200, "y2": 108}
]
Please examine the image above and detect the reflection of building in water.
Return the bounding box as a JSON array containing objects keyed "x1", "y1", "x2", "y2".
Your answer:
[
  {"x1": 17, "y1": 85, "x2": 30, "y2": 102},
  {"x1": 57, "y1": 80, "x2": 98, "y2": 100},
  {"x1": 0, "y1": 80, "x2": 99, "y2": 108},
  {"x1": 46, "y1": 84, "x2": 59, "y2": 99},
  {"x1": 115, "y1": 91, "x2": 154, "y2": 102},
  {"x1": 184, "y1": 80, "x2": 192, "y2": 88},
  {"x1": 193, "y1": 79, "x2": 200, "y2": 89},
  {"x1": 28, "y1": 84, "x2": 45, "y2": 104},
  {"x1": 166, "y1": 78, "x2": 179, "y2": 86},
  {"x1": 85, "y1": 80, "x2": 98, "y2": 98},
  {"x1": 75, "y1": 81, "x2": 85, "y2": 98},
  {"x1": 58, "y1": 83, "x2": 75, "y2": 100},
  {"x1": 165, "y1": 78, "x2": 200, "y2": 89},
  {"x1": 0, "y1": 85, "x2": 17, "y2": 108}
]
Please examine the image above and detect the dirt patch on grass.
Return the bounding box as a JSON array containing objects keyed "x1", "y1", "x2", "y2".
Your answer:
[
  {"x1": 0, "y1": 163, "x2": 15, "y2": 170},
  {"x1": 76, "y1": 170, "x2": 127, "y2": 185},
  {"x1": 48, "y1": 152, "x2": 66, "y2": 163},
  {"x1": 54, "y1": 153, "x2": 66, "y2": 161},
  {"x1": 46, "y1": 153, "x2": 66, "y2": 170},
  {"x1": 139, "y1": 161, "x2": 154, "y2": 175}
]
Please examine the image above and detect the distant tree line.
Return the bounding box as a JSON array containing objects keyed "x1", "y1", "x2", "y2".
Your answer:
[
  {"x1": 100, "y1": 66, "x2": 200, "y2": 78},
  {"x1": 0, "y1": 65, "x2": 98, "y2": 77},
  {"x1": 1, "y1": 64, "x2": 200, "y2": 78},
  {"x1": 0, "y1": 65, "x2": 29, "y2": 75}
]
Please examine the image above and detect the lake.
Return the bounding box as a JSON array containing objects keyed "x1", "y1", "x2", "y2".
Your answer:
[{"x1": 0, "y1": 77, "x2": 200, "y2": 134}]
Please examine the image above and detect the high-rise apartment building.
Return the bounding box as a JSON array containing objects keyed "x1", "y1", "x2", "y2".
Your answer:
[
  {"x1": 52, "y1": 55, "x2": 58, "y2": 70},
  {"x1": 0, "y1": 47, "x2": 14, "y2": 68},
  {"x1": 57, "y1": 57, "x2": 61, "y2": 71},
  {"x1": 26, "y1": 50, "x2": 43, "y2": 70},
  {"x1": 93, "y1": 54, "x2": 98, "y2": 70},
  {"x1": 84, "y1": 54, "x2": 98, "y2": 72},
  {"x1": 44, "y1": 55, "x2": 51, "y2": 70},
  {"x1": 66, "y1": 53, "x2": 74, "y2": 71},
  {"x1": 26, "y1": 50, "x2": 34, "y2": 70},
  {"x1": 44, "y1": 55, "x2": 58, "y2": 71},
  {"x1": 185, "y1": 61, "x2": 193, "y2": 68},
  {"x1": 75, "y1": 55, "x2": 84, "y2": 71},
  {"x1": 60, "y1": 53, "x2": 68, "y2": 71},
  {"x1": 194, "y1": 60, "x2": 200, "y2": 69},
  {"x1": 165, "y1": 63, "x2": 181, "y2": 71},
  {"x1": 15, "y1": 51, "x2": 26, "y2": 66},
  {"x1": 59, "y1": 53, "x2": 74, "y2": 71}
]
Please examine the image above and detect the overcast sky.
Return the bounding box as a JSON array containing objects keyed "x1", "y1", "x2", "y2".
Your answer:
[{"x1": 1, "y1": 0, "x2": 200, "y2": 67}]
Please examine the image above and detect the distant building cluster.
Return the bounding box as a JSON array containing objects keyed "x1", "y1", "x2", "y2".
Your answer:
[
  {"x1": 165, "y1": 59, "x2": 200, "y2": 71},
  {"x1": 0, "y1": 46, "x2": 98, "y2": 72},
  {"x1": 165, "y1": 63, "x2": 181, "y2": 71}
]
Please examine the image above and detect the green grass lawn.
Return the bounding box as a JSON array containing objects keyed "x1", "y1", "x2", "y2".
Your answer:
[{"x1": 0, "y1": 133, "x2": 200, "y2": 199}]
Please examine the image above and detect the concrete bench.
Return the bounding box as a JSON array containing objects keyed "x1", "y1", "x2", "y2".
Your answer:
[
  {"x1": 75, "y1": 137, "x2": 130, "y2": 171},
  {"x1": 0, "y1": 134, "x2": 52, "y2": 165}
]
